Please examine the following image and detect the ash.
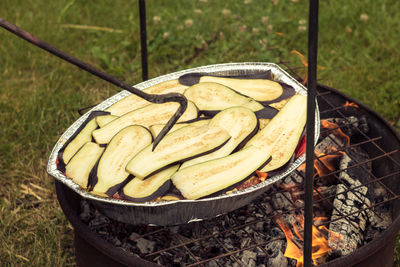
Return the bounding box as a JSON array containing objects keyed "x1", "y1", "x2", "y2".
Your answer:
[{"x1": 79, "y1": 116, "x2": 392, "y2": 266}]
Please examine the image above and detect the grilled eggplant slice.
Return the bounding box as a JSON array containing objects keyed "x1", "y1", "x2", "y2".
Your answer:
[
  {"x1": 65, "y1": 142, "x2": 104, "y2": 189},
  {"x1": 126, "y1": 124, "x2": 231, "y2": 179},
  {"x1": 259, "y1": 118, "x2": 271, "y2": 130},
  {"x1": 180, "y1": 106, "x2": 258, "y2": 169},
  {"x1": 96, "y1": 114, "x2": 118, "y2": 127},
  {"x1": 261, "y1": 82, "x2": 296, "y2": 106},
  {"x1": 106, "y1": 79, "x2": 188, "y2": 116},
  {"x1": 91, "y1": 125, "x2": 153, "y2": 196},
  {"x1": 183, "y1": 82, "x2": 264, "y2": 113},
  {"x1": 178, "y1": 71, "x2": 273, "y2": 86},
  {"x1": 92, "y1": 101, "x2": 199, "y2": 144},
  {"x1": 172, "y1": 146, "x2": 271, "y2": 200},
  {"x1": 120, "y1": 165, "x2": 179, "y2": 202},
  {"x1": 149, "y1": 118, "x2": 210, "y2": 138},
  {"x1": 244, "y1": 94, "x2": 307, "y2": 172},
  {"x1": 59, "y1": 110, "x2": 108, "y2": 167},
  {"x1": 197, "y1": 76, "x2": 283, "y2": 102}
]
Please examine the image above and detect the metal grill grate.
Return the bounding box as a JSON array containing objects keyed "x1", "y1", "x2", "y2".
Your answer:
[{"x1": 103, "y1": 69, "x2": 400, "y2": 266}]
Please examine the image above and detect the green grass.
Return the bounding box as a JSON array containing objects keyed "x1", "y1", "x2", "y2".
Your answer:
[{"x1": 1, "y1": 0, "x2": 400, "y2": 265}]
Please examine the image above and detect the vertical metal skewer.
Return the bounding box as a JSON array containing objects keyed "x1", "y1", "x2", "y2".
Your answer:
[
  {"x1": 304, "y1": 0, "x2": 319, "y2": 266},
  {"x1": 139, "y1": 0, "x2": 148, "y2": 81}
]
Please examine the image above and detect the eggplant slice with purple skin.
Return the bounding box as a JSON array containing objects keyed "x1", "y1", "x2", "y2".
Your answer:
[
  {"x1": 96, "y1": 114, "x2": 118, "y2": 127},
  {"x1": 244, "y1": 94, "x2": 307, "y2": 172},
  {"x1": 120, "y1": 165, "x2": 180, "y2": 202},
  {"x1": 183, "y1": 82, "x2": 264, "y2": 113},
  {"x1": 126, "y1": 124, "x2": 231, "y2": 179},
  {"x1": 180, "y1": 106, "x2": 259, "y2": 169},
  {"x1": 261, "y1": 82, "x2": 296, "y2": 106},
  {"x1": 65, "y1": 142, "x2": 105, "y2": 189},
  {"x1": 179, "y1": 71, "x2": 295, "y2": 106},
  {"x1": 91, "y1": 125, "x2": 153, "y2": 196},
  {"x1": 178, "y1": 71, "x2": 273, "y2": 86},
  {"x1": 172, "y1": 145, "x2": 272, "y2": 200},
  {"x1": 92, "y1": 101, "x2": 199, "y2": 145},
  {"x1": 149, "y1": 118, "x2": 210, "y2": 138},
  {"x1": 105, "y1": 79, "x2": 189, "y2": 116},
  {"x1": 57, "y1": 110, "x2": 109, "y2": 172}
]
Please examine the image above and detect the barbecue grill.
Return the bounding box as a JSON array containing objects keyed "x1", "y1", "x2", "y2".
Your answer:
[
  {"x1": 47, "y1": 1, "x2": 400, "y2": 265},
  {"x1": 55, "y1": 82, "x2": 400, "y2": 266},
  {"x1": 2, "y1": 0, "x2": 399, "y2": 266}
]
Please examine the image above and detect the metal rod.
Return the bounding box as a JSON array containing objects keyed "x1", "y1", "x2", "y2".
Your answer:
[
  {"x1": 0, "y1": 17, "x2": 186, "y2": 150},
  {"x1": 304, "y1": 0, "x2": 319, "y2": 266},
  {"x1": 139, "y1": 0, "x2": 148, "y2": 81}
]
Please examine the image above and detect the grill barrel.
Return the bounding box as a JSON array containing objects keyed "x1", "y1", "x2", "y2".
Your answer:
[{"x1": 56, "y1": 84, "x2": 400, "y2": 267}]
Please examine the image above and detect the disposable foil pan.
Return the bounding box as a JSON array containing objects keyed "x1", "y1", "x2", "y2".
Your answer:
[{"x1": 47, "y1": 62, "x2": 320, "y2": 226}]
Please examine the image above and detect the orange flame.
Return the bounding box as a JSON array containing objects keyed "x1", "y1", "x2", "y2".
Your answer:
[
  {"x1": 344, "y1": 101, "x2": 359, "y2": 108},
  {"x1": 290, "y1": 50, "x2": 325, "y2": 85},
  {"x1": 314, "y1": 149, "x2": 345, "y2": 178},
  {"x1": 321, "y1": 120, "x2": 350, "y2": 146},
  {"x1": 275, "y1": 215, "x2": 343, "y2": 266},
  {"x1": 291, "y1": 50, "x2": 308, "y2": 85}
]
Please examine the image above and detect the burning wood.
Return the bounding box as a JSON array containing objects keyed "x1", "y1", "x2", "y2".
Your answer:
[
  {"x1": 328, "y1": 150, "x2": 374, "y2": 256},
  {"x1": 274, "y1": 215, "x2": 342, "y2": 267}
]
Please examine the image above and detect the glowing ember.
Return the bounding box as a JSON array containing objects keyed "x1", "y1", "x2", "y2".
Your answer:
[
  {"x1": 321, "y1": 120, "x2": 350, "y2": 146},
  {"x1": 275, "y1": 215, "x2": 343, "y2": 266},
  {"x1": 344, "y1": 101, "x2": 359, "y2": 108}
]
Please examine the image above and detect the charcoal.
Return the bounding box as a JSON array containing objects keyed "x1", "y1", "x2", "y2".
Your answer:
[
  {"x1": 240, "y1": 237, "x2": 251, "y2": 248},
  {"x1": 271, "y1": 192, "x2": 293, "y2": 211},
  {"x1": 254, "y1": 221, "x2": 265, "y2": 231},
  {"x1": 206, "y1": 260, "x2": 220, "y2": 267},
  {"x1": 241, "y1": 250, "x2": 257, "y2": 266},
  {"x1": 265, "y1": 239, "x2": 285, "y2": 256},
  {"x1": 88, "y1": 209, "x2": 110, "y2": 230},
  {"x1": 284, "y1": 171, "x2": 304, "y2": 184},
  {"x1": 365, "y1": 210, "x2": 392, "y2": 242},
  {"x1": 267, "y1": 250, "x2": 289, "y2": 267},
  {"x1": 325, "y1": 116, "x2": 369, "y2": 136},
  {"x1": 129, "y1": 232, "x2": 156, "y2": 254}
]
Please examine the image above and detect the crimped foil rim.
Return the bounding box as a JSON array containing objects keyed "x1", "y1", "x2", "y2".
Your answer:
[{"x1": 47, "y1": 62, "x2": 320, "y2": 207}]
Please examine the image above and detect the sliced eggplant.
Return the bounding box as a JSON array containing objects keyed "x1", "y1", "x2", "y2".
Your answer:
[
  {"x1": 105, "y1": 79, "x2": 188, "y2": 116},
  {"x1": 126, "y1": 124, "x2": 231, "y2": 179},
  {"x1": 149, "y1": 119, "x2": 210, "y2": 138},
  {"x1": 178, "y1": 71, "x2": 273, "y2": 86},
  {"x1": 198, "y1": 76, "x2": 283, "y2": 102},
  {"x1": 91, "y1": 125, "x2": 153, "y2": 196},
  {"x1": 180, "y1": 106, "x2": 259, "y2": 169},
  {"x1": 184, "y1": 82, "x2": 264, "y2": 112},
  {"x1": 65, "y1": 142, "x2": 105, "y2": 189},
  {"x1": 259, "y1": 118, "x2": 271, "y2": 130},
  {"x1": 59, "y1": 110, "x2": 108, "y2": 168},
  {"x1": 92, "y1": 101, "x2": 199, "y2": 144},
  {"x1": 260, "y1": 82, "x2": 296, "y2": 106},
  {"x1": 120, "y1": 165, "x2": 179, "y2": 202},
  {"x1": 244, "y1": 94, "x2": 307, "y2": 172},
  {"x1": 171, "y1": 146, "x2": 271, "y2": 200},
  {"x1": 96, "y1": 114, "x2": 119, "y2": 127}
]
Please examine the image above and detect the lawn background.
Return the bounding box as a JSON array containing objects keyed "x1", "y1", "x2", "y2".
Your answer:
[{"x1": 1, "y1": 0, "x2": 400, "y2": 265}]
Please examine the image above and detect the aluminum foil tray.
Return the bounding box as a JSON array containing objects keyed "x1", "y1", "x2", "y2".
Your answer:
[{"x1": 47, "y1": 62, "x2": 320, "y2": 226}]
